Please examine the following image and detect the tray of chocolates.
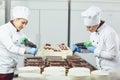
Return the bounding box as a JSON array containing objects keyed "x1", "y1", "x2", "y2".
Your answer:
[
  {"x1": 66, "y1": 55, "x2": 97, "y2": 71},
  {"x1": 49, "y1": 61, "x2": 68, "y2": 67},
  {"x1": 58, "y1": 43, "x2": 69, "y2": 50},
  {"x1": 45, "y1": 56, "x2": 63, "y2": 61},
  {"x1": 24, "y1": 55, "x2": 97, "y2": 74},
  {"x1": 45, "y1": 56, "x2": 68, "y2": 67},
  {"x1": 25, "y1": 57, "x2": 44, "y2": 67}
]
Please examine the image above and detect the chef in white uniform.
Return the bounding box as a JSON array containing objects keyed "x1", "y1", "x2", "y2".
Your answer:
[
  {"x1": 0, "y1": 6, "x2": 38, "y2": 80},
  {"x1": 81, "y1": 6, "x2": 120, "y2": 71}
]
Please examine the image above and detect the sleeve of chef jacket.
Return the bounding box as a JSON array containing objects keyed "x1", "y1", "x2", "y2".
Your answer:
[
  {"x1": 95, "y1": 32, "x2": 117, "y2": 60},
  {"x1": 0, "y1": 29, "x2": 25, "y2": 55}
]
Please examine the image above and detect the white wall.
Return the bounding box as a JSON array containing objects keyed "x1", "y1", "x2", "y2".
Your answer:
[
  {"x1": 40, "y1": 10, "x2": 68, "y2": 45},
  {"x1": 0, "y1": 1, "x2": 5, "y2": 26},
  {"x1": 9, "y1": 0, "x2": 120, "y2": 47}
]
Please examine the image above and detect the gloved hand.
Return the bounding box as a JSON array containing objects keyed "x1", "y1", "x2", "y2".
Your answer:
[
  {"x1": 71, "y1": 44, "x2": 81, "y2": 53},
  {"x1": 26, "y1": 48, "x2": 38, "y2": 55},
  {"x1": 18, "y1": 37, "x2": 37, "y2": 48},
  {"x1": 84, "y1": 41, "x2": 92, "y2": 46},
  {"x1": 18, "y1": 37, "x2": 27, "y2": 44},
  {"x1": 75, "y1": 42, "x2": 87, "y2": 49},
  {"x1": 24, "y1": 39, "x2": 37, "y2": 48},
  {"x1": 86, "y1": 46, "x2": 96, "y2": 53}
]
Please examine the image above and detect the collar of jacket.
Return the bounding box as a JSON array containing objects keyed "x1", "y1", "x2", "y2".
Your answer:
[
  {"x1": 10, "y1": 20, "x2": 20, "y2": 32},
  {"x1": 96, "y1": 20, "x2": 105, "y2": 32},
  {"x1": 95, "y1": 21, "x2": 105, "y2": 34},
  {"x1": 8, "y1": 21, "x2": 20, "y2": 33}
]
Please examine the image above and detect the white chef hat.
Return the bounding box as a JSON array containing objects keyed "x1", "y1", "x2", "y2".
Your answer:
[
  {"x1": 81, "y1": 6, "x2": 101, "y2": 26},
  {"x1": 11, "y1": 6, "x2": 30, "y2": 20}
]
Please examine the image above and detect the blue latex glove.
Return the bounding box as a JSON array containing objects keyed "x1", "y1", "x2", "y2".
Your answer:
[
  {"x1": 71, "y1": 44, "x2": 81, "y2": 53},
  {"x1": 86, "y1": 46, "x2": 95, "y2": 53},
  {"x1": 26, "y1": 48, "x2": 38, "y2": 55}
]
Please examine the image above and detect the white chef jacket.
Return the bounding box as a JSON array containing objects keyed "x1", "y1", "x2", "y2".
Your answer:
[
  {"x1": 90, "y1": 22, "x2": 120, "y2": 71},
  {"x1": 0, "y1": 22, "x2": 26, "y2": 73}
]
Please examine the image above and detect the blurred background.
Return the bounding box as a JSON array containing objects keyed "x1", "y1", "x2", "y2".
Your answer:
[{"x1": 0, "y1": 0, "x2": 120, "y2": 48}]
